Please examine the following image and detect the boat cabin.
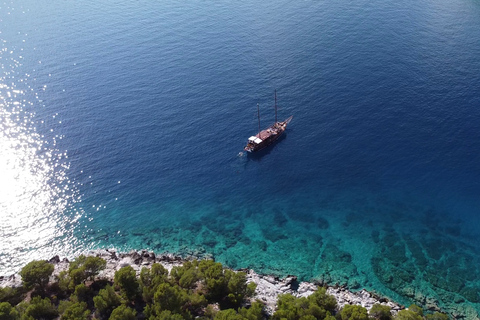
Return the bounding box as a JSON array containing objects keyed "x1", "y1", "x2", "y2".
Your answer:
[{"x1": 248, "y1": 136, "x2": 263, "y2": 144}]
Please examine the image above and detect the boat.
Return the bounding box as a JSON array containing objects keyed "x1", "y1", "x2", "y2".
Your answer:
[{"x1": 244, "y1": 90, "x2": 293, "y2": 153}]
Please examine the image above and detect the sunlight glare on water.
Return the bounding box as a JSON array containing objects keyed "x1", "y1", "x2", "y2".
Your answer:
[{"x1": 0, "y1": 40, "x2": 78, "y2": 273}]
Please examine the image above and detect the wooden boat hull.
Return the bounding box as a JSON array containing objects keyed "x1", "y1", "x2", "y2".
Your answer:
[{"x1": 244, "y1": 116, "x2": 292, "y2": 152}]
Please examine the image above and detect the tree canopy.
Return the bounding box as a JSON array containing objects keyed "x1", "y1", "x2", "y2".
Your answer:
[
  {"x1": 19, "y1": 260, "x2": 54, "y2": 291},
  {"x1": 3, "y1": 257, "x2": 453, "y2": 320}
]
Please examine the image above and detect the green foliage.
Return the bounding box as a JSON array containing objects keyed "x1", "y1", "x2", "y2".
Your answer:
[
  {"x1": 108, "y1": 305, "x2": 136, "y2": 320},
  {"x1": 272, "y1": 293, "x2": 330, "y2": 320},
  {"x1": 140, "y1": 264, "x2": 169, "y2": 303},
  {"x1": 73, "y1": 284, "x2": 91, "y2": 303},
  {"x1": 201, "y1": 260, "x2": 227, "y2": 301},
  {"x1": 69, "y1": 255, "x2": 106, "y2": 286},
  {"x1": 140, "y1": 264, "x2": 168, "y2": 288},
  {"x1": 0, "y1": 302, "x2": 19, "y2": 320},
  {"x1": 307, "y1": 287, "x2": 337, "y2": 313},
  {"x1": 338, "y1": 305, "x2": 369, "y2": 320},
  {"x1": 179, "y1": 268, "x2": 199, "y2": 289},
  {"x1": 238, "y1": 301, "x2": 264, "y2": 320},
  {"x1": 184, "y1": 292, "x2": 207, "y2": 315},
  {"x1": 0, "y1": 287, "x2": 24, "y2": 306},
  {"x1": 58, "y1": 301, "x2": 90, "y2": 320},
  {"x1": 18, "y1": 296, "x2": 58, "y2": 320},
  {"x1": 224, "y1": 270, "x2": 254, "y2": 308},
  {"x1": 152, "y1": 310, "x2": 185, "y2": 320},
  {"x1": 114, "y1": 266, "x2": 139, "y2": 301},
  {"x1": 272, "y1": 294, "x2": 298, "y2": 320},
  {"x1": 5, "y1": 257, "x2": 456, "y2": 320},
  {"x1": 213, "y1": 308, "x2": 244, "y2": 320},
  {"x1": 152, "y1": 282, "x2": 187, "y2": 315},
  {"x1": 407, "y1": 305, "x2": 423, "y2": 316},
  {"x1": 69, "y1": 269, "x2": 86, "y2": 288},
  {"x1": 83, "y1": 256, "x2": 107, "y2": 281},
  {"x1": 425, "y1": 312, "x2": 449, "y2": 320},
  {"x1": 176, "y1": 260, "x2": 256, "y2": 309},
  {"x1": 56, "y1": 271, "x2": 73, "y2": 294},
  {"x1": 93, "y1": 285, "x2": 121, "y2": 318},
  {"x1": 394, "y1": 309, "x2": 423, "y2": 320},
  {"x1": 369, "y1": 304, "x2": 392, "y2": 320},
  {"x1": 19, "y1": 260, "x2": 54, "y2": 291},
  {"x1": 271, "y1": 287, "x2": 337, "y2": 320},
  {"x1": 171, "y1": 261, "x2": 200, "y2": 289},
  {"x1": 58, "y1": 300, "x2": 72, "y2": 314}
]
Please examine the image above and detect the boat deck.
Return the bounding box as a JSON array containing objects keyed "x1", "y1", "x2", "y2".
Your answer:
[{"x1": 257, "y1": 127, "x2": 278, "y2": 140}]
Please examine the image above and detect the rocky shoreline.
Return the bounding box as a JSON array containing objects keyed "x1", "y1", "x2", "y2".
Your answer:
[{"x1": 0, "y1": 249, "x2": 403, "y2": 316}]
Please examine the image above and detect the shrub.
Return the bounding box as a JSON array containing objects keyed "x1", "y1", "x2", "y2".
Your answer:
[
  {"x1": 179, "y1": 267, "x2": 200, "y2": 289},
  {"x1": 0, "y1": 302, "x2": 19, "y2": 320},
  {"x1": 153, "y1": 310, "x2": 185, "y2": 320},
  {"x1": 140, "y1": 264, "x2": 168, "y2": 288},
  {"x1": 140, "y1": 264, "x2": 169, "y2": 303},
  {"x1": 69, "y1": 255, "x2": 106, "y2": 286},
  {"x1": 73, "y1": 284, "x2": 90, "y2": 303},
  {"x1": 83, "y1": 256, "x2": 107, "y2": 281},
  {"x1": 395, "y1": 309, "x2": 423, "y2": 320},
  {"x1": 369, "y1": 304, "x2": 393, "y2": 320},
  {"x1": 213, "y1": 308, "x2": 244, "y2": 320},
  {"x1": 0, "y1": 287, "x2": 25, "y2": 306},
  {"x1": 152, "y1": 282, "x2": 187, "y2": 315},
  {"x1": 272, "y1": 293, "x2": 330, "y2": 320},
  {"x1": 18, "y1": 296, "x2": 58, "y2": 320},
  {"x1": 338, "y1": 305, "x2": 369, "y2": 320},
  {"x1": 171, "y1": 261, "x2": 200, "y2": 289},
  {"x1": 224, "y1": 270, "x2": 255, "y2": 309},
  {"x1": 114, "y1": 266, "x2": 139, "y2": 302},
  {"x1": 407, "y1": 304, "x2": 423, "y2": 317},
  {"x1": 93, "y1": 285, "x2": 121, "y2": 318},
  {"x1": 307, "y1": 287, "x2": 337, "y2": 313},
  {"x1": 201, "y1": 261, "x2": 227, "y2": 302},
  {"x1": 56, "y1": 271, "x2": 73, "y2": 295},
  {"x1": 58, "y1": 301, "x2": 90, "y2": 320},
  {"x1": 19, "y1": 260, "x2": 54, "y2": 291},
  {"x1": 238, "y1": 301, "x2": 264, "y2": 320},
  {"x1": 109, "y1": 305, "x2": 136, "y2": 320},
  {"x1": 272, "y1": 294, "x2": 301, "y2": 320}
]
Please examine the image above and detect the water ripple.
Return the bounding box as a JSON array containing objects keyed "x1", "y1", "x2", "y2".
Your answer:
[{"x1": 0, "y1": 39, "x2": 79, "y2": 274}]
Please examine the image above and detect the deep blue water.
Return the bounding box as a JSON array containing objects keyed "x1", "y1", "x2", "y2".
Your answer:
[{"x1": 2, "y1": 0, "x2": 480, "y2": 317}]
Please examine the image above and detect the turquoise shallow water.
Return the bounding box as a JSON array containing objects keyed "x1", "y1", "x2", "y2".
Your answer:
[{"x1": 2, "y1": 0, "x2": 480, "y2": 317}]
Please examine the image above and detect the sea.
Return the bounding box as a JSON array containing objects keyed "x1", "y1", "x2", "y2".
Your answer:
[{"x1": 1, "y1": 0, "x2": 480, "y2": 317}]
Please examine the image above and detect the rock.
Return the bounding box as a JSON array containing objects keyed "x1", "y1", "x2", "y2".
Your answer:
[
  {"x1": 264, "y1": 275, "x2": 279, "y2": 284},
  {"x1": 149, "y1": 252, "x2": 156, "y2": 261},
  {"x1": 109, "y1": 251, "x2": 118, "y2": 260},
  {"x1": 284, "y1": 275, "x2": 297, "y2": 286},
  {"x1": 130, "y1": 251, "x2": 142, "y2": 265},
  {"x1": 118, "y1": 257, "x2": 134, "y2": 268},
  {"x1": 0, "y1": 249, "x2": 405, "y2": 317},
  {"x1": 0, "y1": 274, "x2": 21, "y2": 288},
  {"x1": 49, "y1": 255, "x2": 60, "y2": 264}
]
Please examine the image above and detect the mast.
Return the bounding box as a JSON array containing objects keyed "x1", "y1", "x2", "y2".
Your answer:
[
  {"x1": 257, "y1": 103, "x2": 261, "y2": 135},
  {"x1": 274, "y1": 89, "x2": 277, "y2": 123}
]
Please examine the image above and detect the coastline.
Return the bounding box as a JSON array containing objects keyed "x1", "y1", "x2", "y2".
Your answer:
[{"x1": 0, "y1": 249, "x2": 403, "y2": 316}]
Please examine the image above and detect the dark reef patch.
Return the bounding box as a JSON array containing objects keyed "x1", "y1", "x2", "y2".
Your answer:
[
  {"x1": 316, "y1": 217, "x2": 329, "y2": 229},
  {"x1": 286, "y1": 208, "x2": 315, "y2": 223},
  {"x1": 273, "y1": 209, "x2": 288, "y2": 227}
]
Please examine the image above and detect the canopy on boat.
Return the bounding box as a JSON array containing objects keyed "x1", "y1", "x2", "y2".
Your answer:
[{"x1": 248, "y1": 136, "x2": 262, "y2": 144}]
